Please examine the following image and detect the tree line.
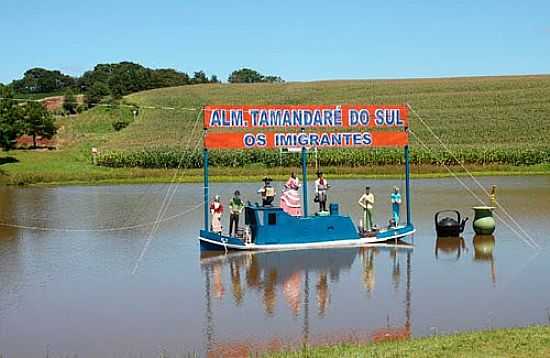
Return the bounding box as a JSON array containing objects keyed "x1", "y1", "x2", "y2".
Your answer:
[
  {"x1": 3, "y1": 63, "x2": 284, "y2": 108},
  {"x1": 5, "y1": 62, "x2": 219, "y2": 108},
  {"x1": 0, "y1": 64, "x2": 284, "y2": 150}
]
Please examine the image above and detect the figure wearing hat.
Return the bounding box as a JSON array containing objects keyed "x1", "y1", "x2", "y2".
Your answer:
[
  {"x1": 258, "y1": 177, "x2": 276, "y2": 207},
  {"x1": 229, "y1": 190, "x2": 245, "y2": 237},
  {"x1": 314, "y1": 172, "x2": 330, "y2": 213}
]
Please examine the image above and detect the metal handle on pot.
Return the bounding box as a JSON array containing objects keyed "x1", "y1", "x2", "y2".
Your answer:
[{"x1": 435, "y1": 210, "x2": 461, "y2": 228}]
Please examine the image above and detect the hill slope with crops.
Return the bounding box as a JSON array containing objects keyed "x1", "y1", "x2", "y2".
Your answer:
[
  {"x1": 2, "y1": 75, "x2": 550, "y2": 185},
  {"x1": 96, "y1": 75, "x2": 550, "y2": 169}
]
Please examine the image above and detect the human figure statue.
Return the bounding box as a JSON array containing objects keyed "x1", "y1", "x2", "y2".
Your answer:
[
  {"x1": 258, "y1": 177, "x2": 276, "y2": 207},
  {"x1": 358, "y1": 186, "x2": 375, "y2": 231},
  {"x1": 315, "y1": 172, "x2": 330, "y2": 213},
  {"x1": 391, "y1": 186, "x2": 402, "y2": 226},
  {"x1": 280, "y1": 172, "x2": 302, "y2": 216},
  {"x1": 209, "y1": 195, "x2": 224, "y2": 234},
  {"x1": 229, "y1": 190, "x2": 244, "y2": 237}
]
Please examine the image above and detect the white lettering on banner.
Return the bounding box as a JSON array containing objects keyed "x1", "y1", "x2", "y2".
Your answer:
[
  {"x1": 374, "y1": 109, "x2": 403, "y2": 127},
  {"x1": 210, "y1": 107, "x2": 357, "y2": 128},
  {"x1": 242, "y1": 132, "x2": 374, "y2": 148}
]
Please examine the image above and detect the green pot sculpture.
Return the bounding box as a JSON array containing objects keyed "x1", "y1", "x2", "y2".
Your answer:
[{"x1": 472, "y1": 206, "x2": 496, "y2": 235}]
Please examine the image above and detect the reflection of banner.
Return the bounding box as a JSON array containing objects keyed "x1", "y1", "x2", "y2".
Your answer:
[
  {"x1": 204, "y1": 131, "x2": 408, "y2": 149},
  {"x1": 204, "y1": 105, "x2": 408, "y2": 129}
]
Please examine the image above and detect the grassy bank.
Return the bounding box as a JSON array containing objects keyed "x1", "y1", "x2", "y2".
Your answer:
[
  {"x1": 268, "y1": 325, "x2": 550, "y2": 358},
  {"x1": 0, "y1": 151, "x2": 548, "y2": 186},
  {"x1": 1, "y1": 75, "x2": 549, "y2": 185}
]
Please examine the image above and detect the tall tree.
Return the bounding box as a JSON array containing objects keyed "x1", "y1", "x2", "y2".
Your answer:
[
  {"x1": 79, "y1": 62, "x2": 192, "y2": 97},
  {"x1": 10, "y1": 68, "x2": 76, "y2": 94},
  {"x1": 227, "y1": 68, "x2": 283, "y2": 83},
  {"x1": 0, "y1": 87, "x2": 22, "y2": 150},
  {"x1": 263, "y1": 75, "x2": 284, "y2": 83},
  {"x1": 84, "y1": 82, "x2": 110, "y2": 108},
  {"x1": 151, "y1": 69, "x2": 190, "y2": 88},
  {"x1": 228, "y1": 68, "x2": 264, "y2": 83},
  {"x1": 191, "y1": 71, "x2": 209, "y2": 84},
  {"x1": 22, "y1": 102, "x2": 56, "y2": 148},
  {"x1": 63, "y1": 89, "x2": 78, "y2": 114}
]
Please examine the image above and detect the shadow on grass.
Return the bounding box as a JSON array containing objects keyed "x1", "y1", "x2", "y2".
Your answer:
[{"x1": 0, "y1": 156, "x2": 19, "y2": 165}]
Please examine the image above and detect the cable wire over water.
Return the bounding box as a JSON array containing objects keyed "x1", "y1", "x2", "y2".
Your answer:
[
  {"x1": 409, "y1": 130, "x2": 538, "y2": 250},
  {"x1": 407, "y1": 104, "x2": 540, "y2": 250},
  {"x1": 0, "y1": 202, "x2": 203, "y2": 232},
  {"x1": 0, "y1": 99, "x2": 206, "y2": 272},
  {"x1": 131, "y1": 108, "x2": 205, "y2": 275}
]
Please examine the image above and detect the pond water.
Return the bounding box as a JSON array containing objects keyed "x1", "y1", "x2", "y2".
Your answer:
[{"x1": 0, "y1": 176, "x2": 549, "y2": 357}]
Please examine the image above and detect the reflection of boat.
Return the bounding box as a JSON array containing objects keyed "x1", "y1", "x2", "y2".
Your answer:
[
  {"x1": 435, "y1": 236, "x2": 467, "y2": 261},
  {"x1": 435, "y1": 210, "x2": 467, "y2": 237},
  {"x1": 200, "y1": 245, "x2": 414, "y2": 354},
  {"x1": 201, "y1": 248, "x2": 360, "y2": 315},
  {"x1": 199, "y1": 105, "x2": 415, "y2": 251}
]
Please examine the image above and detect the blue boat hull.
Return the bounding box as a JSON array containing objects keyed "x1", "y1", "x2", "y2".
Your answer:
[
  {"x1": 199, "y1": 204, "x2": 414, "y2": 251},
  {"x1": 199, "y1": 224, "x2": 415, "y2": 251}
]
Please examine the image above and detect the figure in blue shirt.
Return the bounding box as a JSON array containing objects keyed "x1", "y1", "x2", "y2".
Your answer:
[{"x1": 391, "y1": 186, "x2": 402, "y2": 226}]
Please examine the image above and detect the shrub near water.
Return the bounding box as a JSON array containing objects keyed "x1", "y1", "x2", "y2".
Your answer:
[{"x1": 97, "y1": 147, "x2": 550, "y2": 169}]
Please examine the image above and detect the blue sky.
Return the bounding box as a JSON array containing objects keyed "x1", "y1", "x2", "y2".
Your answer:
[{"x1": 1, "y1": 0, "x2": 549, "y2": 83}]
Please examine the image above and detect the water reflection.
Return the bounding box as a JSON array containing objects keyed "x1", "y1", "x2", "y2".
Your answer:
[
  {"x1": 201, "y1": 245, "x2": 413, "y2": 354},
  {"x1": 359, "y1": 246, "x2": 406, "y2": 294},
  {"x1": 435, "y1": 237, "x2": 467, "y2": 261},
  {"x1": 0, "y1": 237, "x2": 24, "y2": 321},
  {"x1": 201, "y1": 249, "x2": 358, "y2": 316},
  {"x1": 0, "y1": 177, "x2": 547, "y2": 357},
  {"x1": 0, "y1": 187, "x2": 20, "y2": 242},
  {"x1": 473, "y1": 234, "x2": 496, "y2": 286},
  {"x1": 434, "y1": 234, "x2": 497, "y2": 285},
  {"x1": 0, "y1": 189, "x2": 23, "y2": 318},
  {"x1": 0, "y1": 226, "x2": 19, "y2": 242}
]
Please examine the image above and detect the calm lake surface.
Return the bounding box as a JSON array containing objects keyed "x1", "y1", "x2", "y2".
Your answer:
[{"x1": 0, "y1": 176, "x2": 549, "y2": 357}]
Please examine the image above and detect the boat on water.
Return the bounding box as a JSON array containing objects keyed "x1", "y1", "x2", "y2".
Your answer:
[{"x1": 199, "y1": 104, "x2": 416, "y2": 251}]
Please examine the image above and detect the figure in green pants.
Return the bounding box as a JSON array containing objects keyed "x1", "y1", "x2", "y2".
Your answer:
[{"x1": 358, "y1": 186, "x2": 375, "y2": 231}]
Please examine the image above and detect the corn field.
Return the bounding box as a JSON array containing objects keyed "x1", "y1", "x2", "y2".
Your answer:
[{"x1": 97, "y1": 147, "x2": 550, "y2": 169}]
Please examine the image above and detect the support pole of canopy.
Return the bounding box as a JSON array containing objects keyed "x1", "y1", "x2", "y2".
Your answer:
[
  {"x1": 404, "y1": 143, "x2": 411, "y2": 226},
  {"x1": 301, "y1": 132, "x2": 309, "y2": 218},
  {"x1": 203, "y1": 133, "x2": 209, "y2": 231}
]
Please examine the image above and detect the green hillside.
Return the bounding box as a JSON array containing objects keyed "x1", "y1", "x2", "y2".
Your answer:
[
  {"x1": 105, "y1": 75, "x2": 550, "y2": 152},
  {"x1": 1, "y1": 75, "x2": 550, "y2": 185}
]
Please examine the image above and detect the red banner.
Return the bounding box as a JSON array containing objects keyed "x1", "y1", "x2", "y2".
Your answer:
[
  {"x1": 204, "y1": 131, "x2": 408, "y2": 149},
  {"x1": 204, "y1": 105, "x2": 408, "y2": 129}
]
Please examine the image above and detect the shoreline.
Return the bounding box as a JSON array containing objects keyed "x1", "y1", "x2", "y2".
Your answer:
[
  {"x1": 1, "y1": 150, "x2": 549, "y2": 186},
  {"x1": 266, "y1": 325, "x2": 550, "y2": 357},
  {"x1": 1, "y1": 165, "x2": 549, "y2": 186}
]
